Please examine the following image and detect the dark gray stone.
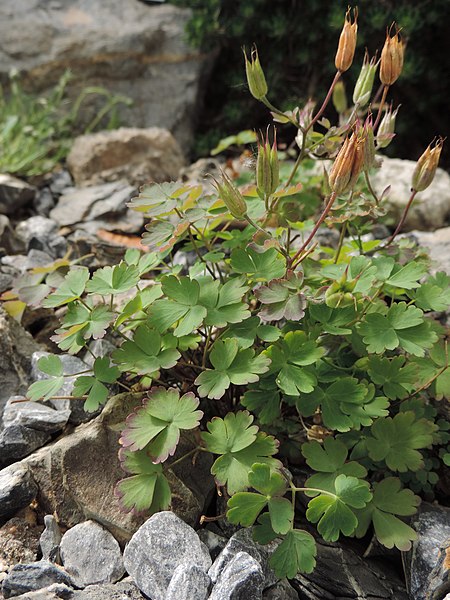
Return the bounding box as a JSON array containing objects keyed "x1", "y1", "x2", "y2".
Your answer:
[
  {"x1": 2, "y1": 561, "x2": 75, "y2": 598},
  {"x1": 291, "y1": 539, "x2": 409, "y2": 600},
  {"x1": 70, "y1": 578, "x2": 144, "y2": 599},
  {"x1": 39, "y1": 515, "x2": 62, "y2": 563},
  {"x1": 407, "y1": 503, "x2": 450, "y2": 600},
  {"x1": 15, "y1": 216, "x2": 67, "y2": 258},
  {"x1": 123, "y1": 512, "x2": 211, "y2": 600},
  {"x1": 33, "y1": 188, "x2": 56, "y2": 217},
  {"x1": 263, "y1": 579, "x2": 299, "y2": 599},
  {"x1": 59, "y1": 521, "x2": 124, "y2": 587},
  {"x1": 165, "y1": 564, "x2": 210, "y2": 600},
  {"x1": 426, "y1": 537, "x2": 450, "y2": 600},
  {"x1": 209, "y1": 551, "x2": 265, "y2": 600},
  {"x1": 0, "y1": 424, "x2": 50, "y2": 468},
  {"x1": 0, "y1": 464, "x2": 38, "y2": 521},
  {"x1": 0, "y1": 215, "x2": 24, "y2": 254},
  {"x1": 0, "y1": 307, "x2": 41, "y2": 419},
  {"x1": 208, "y1": 528, "x2": 278, "y2": 588},
  {"x1": 0, "y1": 174, "x2": 36, "y2": 215},
  {"x1": 0, "y1": 272, "x2": 14, "y2": 293},
  {"x1": 3, "y1": 398, "x2": 70, "y2": 432},
  {"x1": 49, "y1": 171, "x2": 73, "y2": 197},
  {"x1": 9, "y1": 582, "x2": 74, "y2": 599}
]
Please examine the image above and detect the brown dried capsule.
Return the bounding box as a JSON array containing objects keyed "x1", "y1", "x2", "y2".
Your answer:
[
  {"x1": 380, "y1": 23, "x2": 405, "y2": 86},
  {"x1": 329, "y1": 130, "x2": 365, "y2": 194},
  {"x1": 412, "y1": 138, "x2": 445, "y2": 192},
  {"x1": 335, "y1": 7, "x2": 358, "y2": 73}
]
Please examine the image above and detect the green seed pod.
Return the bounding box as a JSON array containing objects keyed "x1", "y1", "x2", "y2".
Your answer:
[
  {"x1": 376, "y1": 104, "x2": 400, "y2": 149},
  {"x1": 213, "y1": 172, "x2": 247, "y2": 219},
  {"x1": 256, "y1": 129, "x2": 279, "y2": 198},
  {"x1": 243, "y1": 45, "x2": 268, "y2": 101},
  {"x1": 353, "y1": 50, "x2": 379, "y2": 107}
]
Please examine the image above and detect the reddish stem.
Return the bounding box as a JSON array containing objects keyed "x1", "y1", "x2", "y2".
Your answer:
[{"x1": 385, "y1": 189, "x2": 418, "y2": 246}]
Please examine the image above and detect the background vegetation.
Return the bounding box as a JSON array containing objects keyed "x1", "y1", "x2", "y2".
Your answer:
[{"x1": 172, "y1": 0, "x2": 450, "y2": 168}]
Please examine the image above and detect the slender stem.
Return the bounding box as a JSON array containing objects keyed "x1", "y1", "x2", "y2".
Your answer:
[
  {"x1": 78, "y1": 298, "x2": 92, "y2": 312},
  {"x1": 364, "y1": 169, "x2": 380, "y2": 204},
  {"x1": 290, "y1": 191, "x2": 338, "y2": 268},
  {"x1": 165, "y1": 447, "x2": 201, "y2": 472},
  {"x1": 309, "y1": 70, "x2": 342, "y2": 131},
  {"x1": 244, "y1": 213, "x2": 268, "y2": 236},
  {"x1": 334, "y1": 221, "x2": 348, "y2": 264},
  {"x1": 290, "y1": 482, "x2": 338, "y2": 500},
  {"x1": 374, "y1": 85, "x2": 389, "y2": 129},
  {"x1": 188, "y1": 228, "x2": 217, "y2": 280},
  {"x1": 202, "y1": 327, "x2": 212, "y2": 369},
  {"x1": 385, "y1": 189, "x2": 418, "y2": 246},
  {"x1": 261, "y1": 97, "x2": 299, "y2": 127},
  {"x1": 116, "y1": 380, "x2": 132, "y2": 392},
  {"x1": 64, "y1": 369, "x2": 92, "y2": 377}
]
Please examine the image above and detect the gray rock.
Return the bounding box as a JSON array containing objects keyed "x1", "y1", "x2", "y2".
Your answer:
[
  {"x1": 165, "y1": 564, "x2": 210, "y2": 600},
  {"x1": 33, "y1": 188, "x2": 56, "y2": 217},
  {"x1": 0, "y1": 464, "x2": 37, "y2": 521},
  {"x1": 0, "y1": 272, "x2": 14, "y2": 293},
  {"x1": 209, "y1": 528, "x2": 278, "y2": 588},
  {"x1": 123, "y1": 512, "x2": 212, "y2": 600},
  {"x1": 39, "y1": 516, "x2": 62, "y2": 563},
  {"x1": 0, "y1": 424, "x2": 50, "y2": 468},
  {"x1": 292, "y1": 538, "x2": 409, "y2": 599},
  {"x1": 49, "y1": 171, "x2": 73, "y2": 197},
  {"x1": 15, "y1": 217, "x2": 65, "y2": 258},
  {"x1": 8, "y1": 582, "x2": 74, "y2": 599},
  {"x1": 427, "y1": 537, "x2": 450, "y2": 600},
  {"x1": 407, "y1": 503, "x2": 450, "y2": 600},
  {"x1": 209, "y1": 551, "x2": 265, "y2": 600},
  {"x1": 3, "y1": 398, "x2": 70, "y2": 432},
  {"x1": 59, "y1": 521, "x2": 124, "y2": 587},
  {"x1": 0, "y1": 215, "x2": 24, "y2": 254},
  {"x1": 0, "y1": 2, "x2": 213, "y2": 151},
  {"x1": 67, "y1": 128, "x2": 184, "y2": 187},
  {"x1": 372, "y1": 157, "x2": 450, "y2": 231},
  {"x1": 0, "y1": 307, "x2": 41, "y2": 419},
  {"x1": 0, "y1": 174, "x2": 36, "y2": 215},
  {"x1": 70, "y1": 577, "x2": 144, "y2": 599},
  {"x1": 408, "y1": 227, "x2": 450, "y2": 276},
  {"x1": 50, "y1": 182, "x2": 135, "y2": 228},
  {"x1": 263, "y1": 579, "x2": 299, "y2": 599},
  {"x1": 2, "y1": 561, "x2": 75, "y2": 599},
  {"x1": 197, "y1": 528, "x2": 228, "y2": 561}
]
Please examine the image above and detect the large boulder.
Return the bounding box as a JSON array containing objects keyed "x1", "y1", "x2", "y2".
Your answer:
[
  {"x1": 371, "y1": 157, "x2": 450, "y2": 231},
  {"x1": 0, "y1": 1, "x2": 213, "y2": 150},
  {"x1": 19, "y1": 393, "x2": 214, "y2": 543},
  {"x1": 67, "y1": 128, "x2": 185, "y2": 187}
]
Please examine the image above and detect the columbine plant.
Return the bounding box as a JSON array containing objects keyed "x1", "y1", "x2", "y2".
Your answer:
[{"x1": 12, "y1": 7, "x2": 450, "y2": 579}]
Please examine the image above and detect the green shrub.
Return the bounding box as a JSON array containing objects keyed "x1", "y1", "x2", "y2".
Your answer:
[
  {"x1": 11, "y1": 6, "x2": 450, "y2": 580},
  {"x1": 0, "y1": 70, "x2": 131, "y2": 176}
]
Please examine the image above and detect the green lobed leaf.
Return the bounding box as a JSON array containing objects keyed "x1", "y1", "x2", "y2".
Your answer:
[
  {"x1": 230, "y1": 247, "x2": 286, "y2": 281},
  {"x1": 42, "y1": 267, "x2": 90, "y2": 308},
  {"x1": 366, "y1": 411, "x2": 437, "y2": 472},
  {"x1": 115, "y1": 448, "x2": 171, "y2": 514},
  {"x1": 268, "y1": 529, "x2": 317, "y2": 578},
  {"x1": 306, "y1": 474, "x2": 371, "y2": 542},
  {"x1": 195, "y1": 338, "x2": 270, "y2": 399},
  {"x1": 354, "y1": 477, "x2": 420, "y2": 550},
  {"x1": 112, "y1": 324, "x2": 180, "y2": 375},
  {"x1": 121, "y1": 387, "x2": 203, "y2": 462},
  {"x1": 86, "y1": 263, "x2": 140, "y2": 296}
]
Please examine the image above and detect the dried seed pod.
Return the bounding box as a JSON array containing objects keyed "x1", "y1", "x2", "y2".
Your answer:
[
  {"x1": 335, "y1": 7, "x2": 358, "y2": 73},
  {"x1": 380, "y1": 23, "x2": 405, "y2": 86},
  {"x1": 412, "y1": 138, "x2": 445, "y2": 192}
]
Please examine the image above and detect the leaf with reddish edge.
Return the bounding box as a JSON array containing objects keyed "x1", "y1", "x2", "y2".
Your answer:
[{"x1": 120, "y1": 387, "x2": 203, "y2": 462}]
